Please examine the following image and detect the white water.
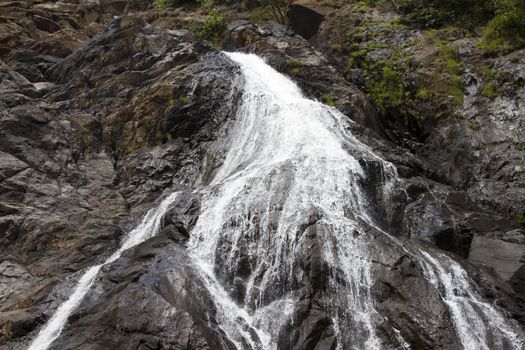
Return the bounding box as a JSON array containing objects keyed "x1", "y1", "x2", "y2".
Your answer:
[
  {"x1": 419, "y1": 249, "x2": 524, "y2": 350},
  {"x1": 27, "y1": 192, "x2": 179, "y2": 350},
  {"x1": 185, "y1": 52, "x2": 524, "y2": 349},
  {"x1": 185, "y1": 52, "x2": 398, "y2": 349},
  {"x1": 28, "y1": 52, "x2": 524, "y2": 350}
]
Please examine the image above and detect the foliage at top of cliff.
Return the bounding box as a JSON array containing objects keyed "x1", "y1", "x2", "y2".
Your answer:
[{"x1": 366, "y1": 0, "x2": 525, "y2": 50}]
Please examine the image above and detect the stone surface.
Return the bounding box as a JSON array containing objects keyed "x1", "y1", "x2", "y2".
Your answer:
[
  {"x1": 0, "y1": 1, "x2": 524, "y2": 349},
  {"x1": 470, "y1": 236, "x2": 525, "y2": 280}
]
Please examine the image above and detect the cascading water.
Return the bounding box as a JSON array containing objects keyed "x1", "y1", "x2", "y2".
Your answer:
[
  {"x1": 28, "y1": 52, "x2": 524, "y2": 350},
  {"x1": 27, "y1": 193, "x2": 180, "y2": 350},
  {"x1": 184, "y1": 52, "x2": 524, "y2": 350},
  {"x1": 184, "y1": 52, "x2": 397, "y2": 350}
]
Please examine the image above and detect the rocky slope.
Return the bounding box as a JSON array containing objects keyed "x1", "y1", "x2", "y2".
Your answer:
[
  {"x1": 288, "y1": 0, "x2": 525, "y2": 306},
  {"x1": 0, "y1": 1, "x2": 524, "y2": 349}
]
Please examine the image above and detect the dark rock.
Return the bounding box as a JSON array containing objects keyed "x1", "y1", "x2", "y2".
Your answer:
[
  {"x1": 1, "y1": 2, "x2": 524, "y2": 349},
  {"x1": 287, "y1": 4, "x2": 325, "y2": 40},
  {"x1": 55, "y1": 233, "x2": 237, "y2": 350},
  {"x1": 32, "y1": 14, "x2": 61, "y2": 33}
]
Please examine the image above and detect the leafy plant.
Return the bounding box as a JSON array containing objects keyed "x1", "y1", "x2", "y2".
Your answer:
[
  {"x1": 321, "y1": 93, "x2": 336, "y2": 107},
  {"x1": 249, "y1": 5, "x2": 273, "y2": 24},
  {"x1": 287, "y1": 59, "x2": 302, "y2": 74},
  {"x1": 194, "y1": 9, "x2": 227, "y2": 42},
  {"x1": 481, "y1": 83, "x2": 499, "y2": 98}
]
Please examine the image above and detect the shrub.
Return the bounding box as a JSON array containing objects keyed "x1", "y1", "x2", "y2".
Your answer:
[
  {"x1": 249, "y1": 5, "x2": 273, "y2": 24},
  {"x1": 481, "y1": 83, "x2": 499, "y2": 98},
  {"x1": 397, "y1": 0, "x2": 494, "y2": 28},
  {"x1": 394, "y1": 0, "x2": 524, "y2": 50},
  {"x1": 194, "y1": 9, "x2": 227, "y2": 42},
  {"x1": 321, "y1": 93, "x2": 336, "y2": 107},
  {"x1": 369, "y1": 61, "x2": 405, "y2": 113},
  {"x1": 486, "y1": 0, "x2": 525, "y2": 45},
  {"x1": 287, "y1": 59, "x2": 302, "y2": 74}
]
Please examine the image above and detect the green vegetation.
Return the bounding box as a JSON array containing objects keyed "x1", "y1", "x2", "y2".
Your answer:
[
  {"x1": 249, "y1": 5, "x2": 273, "y2": 24},
  {"x1": 517, "y1": 214, "x2": 525, "y2": 229},
  {"x1": 416, "y1": 88, "x2": 432, "y2": 100},
  {"x1": 154, "y1": 0, "x2": 194, "y2": 10},
  {"x1": 392, "y1": 0, "x2": 525, "y2": 51},
  {"x1": 169, "y1": 96, "x2": 190, "y2": 106},
  {"x1": 343, "y1": 38, "x2": 413, "y2": 117},
  {"x1": 287, "y1": 59, "x2": 302, "y2": 74},
  {"x1": 321, "y1": 93, "x2": 336, "y2": 107},
  {"x1": 347, "y1": 57, "x2": 356, "y2": 69},
  {"x1": 330, "y1": 42, "x2": 343, "y2": 52},
  {"x1": 477, "y1": 65, "x2": 500, "y2": 98},
  {"x1": 479, "y1": 65, "x2": 497, "y2": 80},
  {"x1": 194, "y1": 9, "x2": 227, "y2": 43},
  {"x1": 446, "y1": 58, "x2": 460, "y2": 73},
  {"x1": 368, "y1": 61, "x2": 405, "y2": 113},
  {"x1": 468, "y1": 121, "x2": 481, "y2": 131},
  {"x1": 259, "y1": 0, "x2": 293, "y2": 24},
  {"x1": 486, "y1": 0, "x2": 525, "y2": 44},
  {"x1": 481, "y1": 82, "x2": 499, "y2": 98},
  {"x1": 154, "y1": 0, "x2": 218, "y2": 10},
  {"x1": 396, "y1": 0, "x2": 494, "y2": 28}
]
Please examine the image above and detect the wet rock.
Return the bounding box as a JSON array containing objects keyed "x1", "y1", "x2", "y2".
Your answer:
[
  {"x1": 469, "y1": 233, "x2": 525, "y2": 281},
  {"x1": 54, "y1": 232, "x2": 237, "y2": 350},
  {"x1": 0, "y1": 4, "x2": 247, "y2": 346},
  {"x1": 1, "y1": 1, "x2": 525, "y2": 349}
]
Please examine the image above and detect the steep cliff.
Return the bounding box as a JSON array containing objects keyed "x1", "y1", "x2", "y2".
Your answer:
[{"x1": 0, "y1": 1, "x2": 524, "y2": 349}]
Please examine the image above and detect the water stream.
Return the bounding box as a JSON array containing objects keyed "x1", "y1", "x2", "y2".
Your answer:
[
  {"x1": 28, "y1": 52, "x2": 524, "y2": 350},
  {"x1": 27, "y1": 193, "x2": 180, "y2": 350}
]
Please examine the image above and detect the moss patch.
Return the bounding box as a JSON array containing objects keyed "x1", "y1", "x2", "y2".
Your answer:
[{"x1": 321, "y1": 93, "x2": 336, "y2": 107}]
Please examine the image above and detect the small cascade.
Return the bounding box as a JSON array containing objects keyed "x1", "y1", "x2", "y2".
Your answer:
[
  {"x1": 418, "y1": 249, "x2": 524, "y2": 350},
  {"x1": 28, "y1": 193, "x2": 180, "y2": 350}
]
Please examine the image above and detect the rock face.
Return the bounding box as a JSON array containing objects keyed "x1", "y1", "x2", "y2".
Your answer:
[
  {"x1": 0, "y1": 1, "x2": 524, "y2": 350},
  {"x1": 0, "y1": 2, "x2": 241, "y2": 347},
  {"x1": 287, "y1": 4, "x2": 324, "y2": 40},
  {"x1": 283, "y1": 0, "x2": 525, "y2": 322}
]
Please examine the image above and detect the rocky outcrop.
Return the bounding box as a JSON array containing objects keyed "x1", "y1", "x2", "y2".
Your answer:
[
  {"x1": 283, "y1": 0, "x2": 525, "y2": 320},
  {"x1": 1, "y1": 1, "x2": 524, "y2": 349},
  {"x1": 56, "y1": 230, "x2": 237, "y2": 350},
  {"x1": 0, "y1": 3, "x2": 242, "y2": 347},
  {"x1": 287, "y1": 4, "x2": 324, "y2": 40}
]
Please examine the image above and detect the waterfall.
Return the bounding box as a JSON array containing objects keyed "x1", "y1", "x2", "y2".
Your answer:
[
  {"x1": 27, "y1": 193, "x2": 180, "y2": 350},
  {"x1": 185, "y1": 52, "x2": 396, "y2": 350},
  {"x1": 27, "y1": 52, "x2": 524, "y2": 350},
  {"x1": 184, "y1": 52, "x2": 523, "y2": 349}
]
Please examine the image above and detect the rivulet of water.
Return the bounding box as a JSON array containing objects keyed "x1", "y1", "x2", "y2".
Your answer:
[{"x1": 28, "y1": 193, "x2": 179, "y2": 350}]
